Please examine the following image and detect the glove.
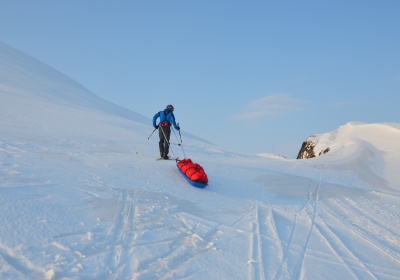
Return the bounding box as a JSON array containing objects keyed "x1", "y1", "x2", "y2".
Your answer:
[
  {"x1": 154, "y1": 125, "x2": 159, "y2": 129},
  {"x1": 176, "y1": 126, "x2": 180, "y2": 130}
]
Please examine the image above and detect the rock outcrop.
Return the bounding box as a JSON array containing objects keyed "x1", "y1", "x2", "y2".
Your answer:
[
  {"x1": 296, "y1": 138, "x2": 330, "y2": 159},
  {"x1": 297, "y1": 140, "x2": 316, "y2": 159}
]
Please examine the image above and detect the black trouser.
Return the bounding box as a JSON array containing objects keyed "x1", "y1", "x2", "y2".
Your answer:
[{"x1": 158, "y1": 126, "x2": 171, "y2": 157}]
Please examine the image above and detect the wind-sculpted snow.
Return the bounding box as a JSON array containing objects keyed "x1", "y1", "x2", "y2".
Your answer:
[
  {"x1": 0, "y1": 43, "x2": 399, "y2": 279},
  {"x1": 1, "y1": 131, "x2": 400, "y2": 280},
  {"x1": 302, "y1": 122, "x2": 400, "y2": 191}
]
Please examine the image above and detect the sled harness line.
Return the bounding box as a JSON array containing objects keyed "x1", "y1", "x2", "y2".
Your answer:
[{"x1": 173, "y1": 123, "x2": 186, "y2": 159}]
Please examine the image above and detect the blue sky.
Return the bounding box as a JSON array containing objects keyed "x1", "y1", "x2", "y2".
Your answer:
[{"x1": 2, "y1": 0, "x2": 399, "y2": 158}]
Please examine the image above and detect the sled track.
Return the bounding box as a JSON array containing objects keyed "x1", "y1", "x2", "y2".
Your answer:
[
  {"x1": 91, "y1": 187, "x2": 222, "y2": 279},
  {"x1": 247, "y1": 201, "x2": 266, "y2": 280},
  {"x1": 293, "y1": 177, "x2": 321, "y2": 279},
  {"x1": 314, "y1": 210, "x2": 379, "y2": 279},
  {"x1": 329, "y1": 186, "x2": 400, "y2": 254},
  {"x1": 271, "y1": 161, "x2": 400, "y2": 279},
  {"x1": 321, "y1": 190, "x2": 400, "y2": 279},
  {"x1": 104, "y1": 189, "x2": 138, "y2": 279}
]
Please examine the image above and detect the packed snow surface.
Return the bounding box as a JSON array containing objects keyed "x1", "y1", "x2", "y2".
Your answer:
[{"x1": 1, "y1": 42, "x2": 399, "y2": 279}]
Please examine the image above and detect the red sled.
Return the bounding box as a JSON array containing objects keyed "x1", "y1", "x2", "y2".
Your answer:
[{"x1": 176, "y1": 158, "x2": 208, "y2": 188}]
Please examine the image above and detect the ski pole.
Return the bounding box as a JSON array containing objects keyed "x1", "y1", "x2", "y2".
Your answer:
[
  {"x1": 178, "y1": 129, "x2": 186, "y2": 159},
  {"x1": 136, "y1": 127, "x2": 157, "y2": 154},
  {"x1": 174, "y1": 123, "x2": 186, "y2": 159}
]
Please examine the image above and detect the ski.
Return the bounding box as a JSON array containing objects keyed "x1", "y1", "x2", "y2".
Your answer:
[{"x1": 156, "y1": 156, "x2": 179, "y2": 161}]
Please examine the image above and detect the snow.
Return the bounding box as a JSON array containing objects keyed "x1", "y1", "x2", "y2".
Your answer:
[{"x1": 1, "y1": 42, "x2": 400, "y2": 280}]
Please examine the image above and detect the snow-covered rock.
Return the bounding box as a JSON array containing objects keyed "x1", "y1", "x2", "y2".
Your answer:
[{"x1": 298, "y1": 121, "x2": 400, "y2": 160}]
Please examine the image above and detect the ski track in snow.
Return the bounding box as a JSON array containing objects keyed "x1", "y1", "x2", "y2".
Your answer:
[{"x1": 1, "y1": 140, "x2": 400, "y2": 279}]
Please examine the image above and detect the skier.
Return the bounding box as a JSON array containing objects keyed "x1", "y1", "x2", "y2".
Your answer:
[{"x1": 153, "y1": 104, "x2": 180, "y2": 159}]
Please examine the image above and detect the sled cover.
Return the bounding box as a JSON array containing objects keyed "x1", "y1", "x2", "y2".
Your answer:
[{"x1": 176, "y1": 158, "x2": 208, "y2": 188}]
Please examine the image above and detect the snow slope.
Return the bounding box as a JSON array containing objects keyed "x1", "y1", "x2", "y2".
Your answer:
[
  {"x1": 1, "y1": 42, "x2": 399, "y2": 280},
  {"x1": 303, "y1": 122, "x2": 400, "y2": 192}
]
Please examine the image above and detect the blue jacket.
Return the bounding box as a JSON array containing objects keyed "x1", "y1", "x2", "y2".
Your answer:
[{"x1": 153, "y1": 108, "x2": 179, "y2": 130}]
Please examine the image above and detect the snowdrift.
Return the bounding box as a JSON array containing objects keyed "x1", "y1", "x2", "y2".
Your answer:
[
  {"x1": 301, "y1": 122, "x2": 400, "y2": 191},
  {"x1": 1, "y1": 42, "x2": 399, "y2": 280}
]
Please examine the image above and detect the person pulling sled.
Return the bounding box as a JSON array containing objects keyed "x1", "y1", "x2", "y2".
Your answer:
[{"x1": 153, "y1": 104, "x2": 180, "y2": 159}]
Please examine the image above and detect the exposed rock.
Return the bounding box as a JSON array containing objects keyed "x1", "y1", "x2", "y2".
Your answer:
[
  {"x1": 296, "y1": 140, "x2": 316, "y2": 159},
  {"x1": 297, "y1": 135, "x2": 331, "y2": 159},
  {"x1": 319, "y1": 147, "x2": 330, "y2": 156}
]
